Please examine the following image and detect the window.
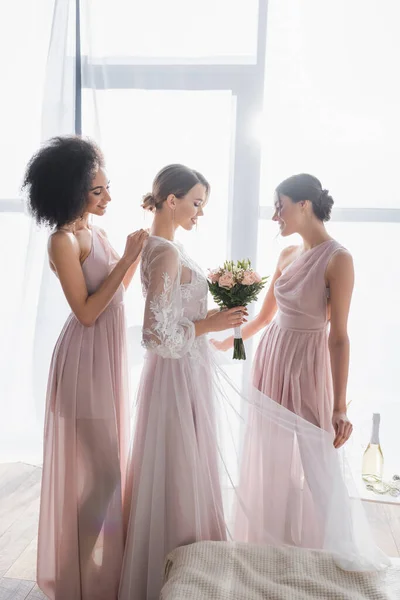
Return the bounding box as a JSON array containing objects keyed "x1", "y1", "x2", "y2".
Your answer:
[
  {"x1": 83, "y1": 88, "x2": 236, "y2": 326},
  {"x1": 83, "y1": 0, "x2": 259, "y2": 63}
]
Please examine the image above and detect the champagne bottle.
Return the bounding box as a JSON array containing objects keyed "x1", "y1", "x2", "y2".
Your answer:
[{"x1": 362, "y1": 413, "x2": 384, "y2": 483}]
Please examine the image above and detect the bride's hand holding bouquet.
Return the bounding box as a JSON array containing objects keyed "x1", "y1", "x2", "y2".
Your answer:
[{"x1": 207, "y1": 259, "x2": 268, "y2": 360}]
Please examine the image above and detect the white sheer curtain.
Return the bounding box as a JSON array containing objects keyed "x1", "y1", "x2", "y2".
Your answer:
[
  {"x1": 0, "y1": 0, "x2": 77, "y2": 463},
  {"x1": 0, "y1": 0, "x2": 398, "y2": 482},
  {"x1": 0, "y1": 0, "x2": 263, "y2": 463}
]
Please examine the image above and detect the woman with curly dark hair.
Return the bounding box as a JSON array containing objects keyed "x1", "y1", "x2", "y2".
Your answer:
[{"x1": 22, "y1": 136, "x2": 148, "y2": 600}]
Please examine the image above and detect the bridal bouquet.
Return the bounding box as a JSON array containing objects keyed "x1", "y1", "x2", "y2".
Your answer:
[{"x1": 207, "y1": 259, "x2": 268, "y2": 360}]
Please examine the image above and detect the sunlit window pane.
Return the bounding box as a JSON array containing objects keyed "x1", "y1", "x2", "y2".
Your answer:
[
  {"x1": 259, "y1": 0, "x2": 400, "y2": 209},
  {"x1": 82, "y1": 0, "x2": 259, "y2": 63},
  {"x1": 83, "y1": 88, "x2": 235, "y2": 326}
]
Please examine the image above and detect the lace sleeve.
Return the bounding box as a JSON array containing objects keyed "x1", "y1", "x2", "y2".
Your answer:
[{"x1": 142, "y1": 242, "x2": 195, "y2": 359}]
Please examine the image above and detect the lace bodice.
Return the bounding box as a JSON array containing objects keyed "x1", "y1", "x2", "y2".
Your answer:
[{"x1": 140, "y1": 236, "x2": 208, "y2": 359}]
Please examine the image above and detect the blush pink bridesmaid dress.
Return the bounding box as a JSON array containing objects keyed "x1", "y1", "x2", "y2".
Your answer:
[{"x1": 37, "y1": 226, "x2": 130, "y2": 600}]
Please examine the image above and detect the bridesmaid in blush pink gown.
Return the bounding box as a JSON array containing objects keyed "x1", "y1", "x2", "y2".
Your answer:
[
  {"x1": 214, "y1": 174, "x2": 356, "y2": 550},
  {"x1": 23, "y1": 136, "x2": 148, "y2": 600}
]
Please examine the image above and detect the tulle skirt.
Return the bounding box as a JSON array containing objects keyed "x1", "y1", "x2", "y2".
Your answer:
[
  {"x1": 120, "y1": 340, "x2": 227, "y2": 600},
  {"x1": 120, "y1": 337, "x2": 389, "y2": 600},
  {"x1": 37, "y1": 305, "x2": 130, "y2": 600}
]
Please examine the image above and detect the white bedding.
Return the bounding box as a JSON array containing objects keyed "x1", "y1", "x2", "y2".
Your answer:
[{"x1": 161, "y1": 541, "x2": 400, "y2": 600}]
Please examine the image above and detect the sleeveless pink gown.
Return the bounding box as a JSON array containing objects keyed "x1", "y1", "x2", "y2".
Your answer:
[
  {"x1": 37, "y1": 226, "x2": 130, "y2": 600},
  {"x1": 236, "y1": 240, "x2": 349, "y2": 548},
  {"x1": 254, "y1": 239, "x2": 343, "y2": 431}
]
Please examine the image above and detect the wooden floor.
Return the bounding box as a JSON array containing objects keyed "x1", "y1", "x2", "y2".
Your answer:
[
  {"x1": 0, "y1": 463, "x2": 46, "y2": 599},
  {"x1": 0, "y1": 462, "x2": 399, "y2": 599}
]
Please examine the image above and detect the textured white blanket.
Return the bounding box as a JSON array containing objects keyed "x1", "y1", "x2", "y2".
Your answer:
[{"x1": 161, "y1": 542, "x2": 400, "y2": 600}]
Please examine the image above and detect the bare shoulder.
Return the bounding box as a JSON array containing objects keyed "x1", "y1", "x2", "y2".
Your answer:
[
  {"x1": 277, "y1": 245, "x2": 301, "y2": 273},
  {"x1": 280, "y1": 244, "x2": 300, "y2": 260},
  {"x1": 47, "y1": 230, "x2": 80, "y2": 274},
  {"x1": 326, "y1": 248, "x2": 354, "y2": 281},
  {"x1": 48, "y1": 229, "x2": 79, "y2": 258}
]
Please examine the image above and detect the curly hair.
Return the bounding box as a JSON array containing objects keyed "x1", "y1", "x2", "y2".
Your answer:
[{"x1": 22, "y1": 136, "x2": 104, "y2": 229}]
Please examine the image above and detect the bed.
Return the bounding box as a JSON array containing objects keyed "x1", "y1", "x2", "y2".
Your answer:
[{"x1": 160, "y1": 541, "x2": 400, "y2": 600}]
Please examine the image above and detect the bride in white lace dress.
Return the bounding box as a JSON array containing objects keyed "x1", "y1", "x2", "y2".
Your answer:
[{"x1": 118, "y1": 165, "x2": 247, "y2": 600}]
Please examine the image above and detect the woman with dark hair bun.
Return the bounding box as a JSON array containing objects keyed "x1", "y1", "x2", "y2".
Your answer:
[
  {"x1": 214, "y1": 173, "x2": 352, "y2": 445},
  {"x1": 23, "y1": 135, "x2": 148, "y2": 600},
  {"x1": 213, "y1": 173, "x2": 357, "y2": 544}
]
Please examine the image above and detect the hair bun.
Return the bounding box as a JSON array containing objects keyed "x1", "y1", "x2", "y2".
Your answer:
[
  {"x1": 316, "y1": 188, "x2": 334, "y2": 222},
  {"x1": 141, "y1": 192, "x2": 157, "y2": 212},
  {"x1": 320, "y1": 189, "x2": 331, "y2": 201}
]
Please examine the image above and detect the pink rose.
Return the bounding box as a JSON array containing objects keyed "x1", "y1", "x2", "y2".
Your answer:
[
  {"x1": 242, "y1": 270, "x2": 257, "y2": 285},
  {"x1": 208, "y1": 269, "x2": 221, "y2": 284},
  {"x1": 253, "y1": 272, "x2": 262, "y2": 283},
  {"x1": 219, "y1": 272, "x2": 235, "y2": 289}
]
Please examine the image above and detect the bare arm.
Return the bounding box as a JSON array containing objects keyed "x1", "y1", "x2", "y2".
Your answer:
[
  {"x1": 212, "y1": 268, "x2": 280, "y2": 350},
  {"x1": 240, "y1": 266, "x2": 280, "y2": 338},
  {"x1": 97, "y1": 227, "x2": 142, "y2": 290},
  {"x1": 50, "y1": 229, "x2": 146, "y2": 327},
  {"x1": 194, "y1": 307, "x2": 247, "y2": 337},
  {"x1": 122, "y1": 256, "x2": 141, "y2": 289},
  {"x1": 326, "y1": 250, "x2": 355, "y2": 447},
  {"x1": 211, "y1": 246, "x2": 300, "y2": 351}
]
